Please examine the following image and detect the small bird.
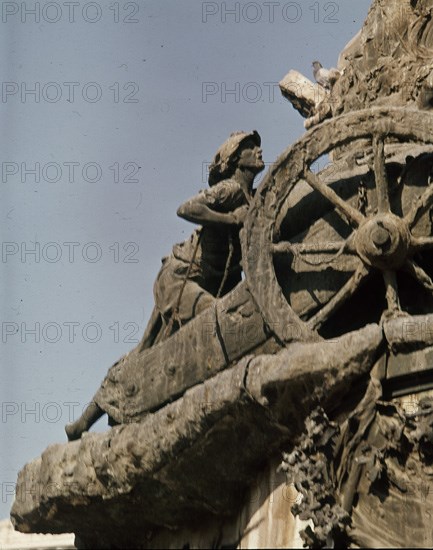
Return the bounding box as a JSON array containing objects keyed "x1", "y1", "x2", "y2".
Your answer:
[{"x1": 312, "y1": 61, "x2": 331, "y2": 90}]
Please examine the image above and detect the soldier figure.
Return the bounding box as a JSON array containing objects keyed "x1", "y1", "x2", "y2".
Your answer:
[{"x1": 65, "y1": 130, "x2": 264, "y2": 440}]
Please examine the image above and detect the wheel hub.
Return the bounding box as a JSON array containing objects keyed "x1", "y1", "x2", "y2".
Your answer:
[
  {"x1": 244, "y1": 107, "x2": 433, "y2": 342},
  {"x1": 355, "y1": 214, "x2": 411, "y2": 269}
]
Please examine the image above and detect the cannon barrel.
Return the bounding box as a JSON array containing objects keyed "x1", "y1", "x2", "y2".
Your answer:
[{"x1": 94, "y1": 282, "x2": 281, "y2": 423}]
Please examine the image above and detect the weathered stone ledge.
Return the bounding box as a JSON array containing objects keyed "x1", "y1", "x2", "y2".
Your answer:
[{"x1": 12, "y1": 324, "x2": 383, "y2": 547}]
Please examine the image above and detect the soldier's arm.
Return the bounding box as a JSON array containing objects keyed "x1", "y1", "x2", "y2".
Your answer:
[
  {"x1": 177, "y1": 183, "x2": 246, "y2": 226},
  {"x1": 177, "y1": 198, "x2": 241, "y2": 225}
]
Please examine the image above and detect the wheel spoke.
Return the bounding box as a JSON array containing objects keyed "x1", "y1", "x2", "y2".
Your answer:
[
  {"x1": 271, "y1": 240, "x2": 356, "y2": 256},
  {"x1": 372, "y1": 134, "x2": 390, "y2": 213},
  {"x1": 410, "y1": 236, "x2": 433, "y2": 251},
  {"x1": 405, "y1": 186, "x2": 433, "y2": 228},
  {"x1": 307, "y1": 264, "x2": 371, "y2": 331},
  {"x1": 403, "y1": 260, "x2": 433, "y2": 293},
  {"x1": 383, "y1": 270, "x2": 401, "y2": 313},
  {"x1": 272, "y1": 238, "x2": 356, "y2": 266},
  {"x1": 304, "y1": 169, "x2": 365, "y2": 229}
]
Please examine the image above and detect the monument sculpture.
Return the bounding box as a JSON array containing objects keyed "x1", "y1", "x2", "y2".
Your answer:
[
  {"x1": 65, "y1": 130, "x2": 265, "y2": 440},
  {"x1": 10, "y1": 0, "x2": 433, "y2": 547}
]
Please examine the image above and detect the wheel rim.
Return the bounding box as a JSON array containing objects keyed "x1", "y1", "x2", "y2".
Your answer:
[{"x1": 243, "y1": 107, "x2": 433, "y2": 344}]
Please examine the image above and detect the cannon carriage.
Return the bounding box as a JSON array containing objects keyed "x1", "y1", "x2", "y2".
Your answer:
[
  {"x1": 12, "y1": 99, "x2": 433, "y2": 548},
  {"x1": 94, "y1": 106, "x2": 433, "y2": 425},
  {"x1": 11, "y1": 109, "x2": 433, "y2": 548},
  {"x1": 12, "y1": 5, "x2": 433, "y2": 538},
  {"x1": 246, "y1": 106, "x2": 433, "y2": 343}
]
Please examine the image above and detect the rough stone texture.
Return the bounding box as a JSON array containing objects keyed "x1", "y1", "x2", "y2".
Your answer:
[
  {"x1": 279, "y1": 70, "x2": 327, "y2": 119},
  {"x1": 243, "y1": 107, "x2": 433, "y2": 348},
  {"x1": 332, "y1": 0, "x2": 433, "y2": 116},
  {"x1": 281, "y1": 409, "x2": 351, "y2": 548},
  {"x1": 281, "y1": 379, "x2": 433, "y2": 548},
  {"x1": 12, "y1": 1, "x2": 433, "y2": 547},
  {"x1": 384, "y1": 313, "x2": 433, "y2": 352},
  {"x1": 281, "y1": 0, "x2": 433, "y2": 131},
  {"x1": 93, "y1": 282, "x2": 278, "y2": 423},
  {"x1": 12, "y1": 326, "x2": 382, "y2": 547}
]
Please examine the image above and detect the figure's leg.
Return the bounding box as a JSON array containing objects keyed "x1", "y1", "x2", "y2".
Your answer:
[
  {"x1": 65, "y1": 401, "x2": 104, "y2": 441},
  {"x1": 154, "y1": 260, "x2": 214, "y2": 331}
]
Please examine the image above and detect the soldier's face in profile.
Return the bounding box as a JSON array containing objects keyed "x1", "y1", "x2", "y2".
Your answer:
[{"x1": 237, "y1": 141, "x2": 264, "y2": 173}]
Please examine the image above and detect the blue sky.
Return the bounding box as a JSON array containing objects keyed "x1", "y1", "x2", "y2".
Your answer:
[{"x1": 0, "y1": 0, "x2": 372, "y2": 519}]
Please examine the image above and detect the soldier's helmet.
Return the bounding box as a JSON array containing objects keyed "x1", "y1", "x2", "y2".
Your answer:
[{"x1": 208, "y1": 130, "x2": 261, "y2": 186}]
